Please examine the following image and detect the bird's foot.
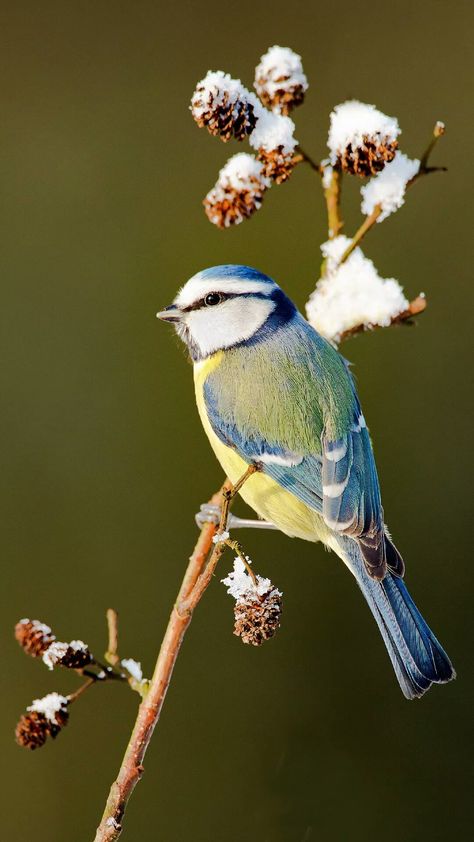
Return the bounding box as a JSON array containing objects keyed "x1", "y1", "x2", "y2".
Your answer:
[{"x1": 195, "y1": 503, "x2": 277, "y2": 531}]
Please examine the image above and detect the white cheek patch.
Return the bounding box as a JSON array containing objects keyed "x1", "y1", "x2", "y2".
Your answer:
[{"x1": 185, "y1": 297, "x2": 276, "y2": 357}]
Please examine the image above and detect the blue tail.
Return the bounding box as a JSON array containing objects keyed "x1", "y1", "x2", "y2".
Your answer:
[{"x1": 339, "y1": 538, "x2": 456, "y2": 699}]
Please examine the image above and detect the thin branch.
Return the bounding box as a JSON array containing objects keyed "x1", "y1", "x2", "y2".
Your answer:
[
  {"x1": 68, "y1": 677, "x2": 97, "y2": 703},
  {"x1": 224, "y1": 538, "x2": 258, "y2": 588},
  {"x1": 340, "y1": 295, "x2": 427, "y2": 342},
  {"x1": 93, "y1": 469, "x2": 258, "y2": 841},
  {"x1": 105, "y1": 609, "x2": 120, "y2": 668},
  {"x1": 338, "y1": 122, "x2": 447, "y2": 266},
  {"x1": 295, "y1": 145, "x2": 323, "y2": 173},
  {"x1": 323, "y1": 167, "x2": 343, "y2": 239}
]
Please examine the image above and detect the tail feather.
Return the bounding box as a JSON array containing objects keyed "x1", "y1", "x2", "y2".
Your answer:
[{"x1": 337, "y1": 537, "x2": 455, "y2": 699}]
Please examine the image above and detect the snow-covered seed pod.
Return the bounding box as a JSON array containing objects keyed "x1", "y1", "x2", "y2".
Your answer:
[
  {"x1": 42, "y1": 639, "x2": 93, "y2": 670},
  {"x1": 203, "y1": 153, "x2": 270, "y2": 228},
  {"x1": 249, "y1": 111, "x2": 298, "y2": 184},
  {"x1": 16, "y1": 693, "x2": 69, "y2": 750},
  {"x1": 233, "y1": 590, "x2": 283, "y2": 646},
  {"x1": 328, "y1": 100, "x2": 400, "y2": 177},
  {"x1": 15, "y1": 618, "x2": 56, "y2": 658},
  {"x1": 191, "y1": 71, "x2": 261, "y2": 142},
  {"x1": 254, "y1": 45, "x2": 308, "y2": 115},
  {"x1": 222, "y1": 558, "x2": 282, "y2": 646}
]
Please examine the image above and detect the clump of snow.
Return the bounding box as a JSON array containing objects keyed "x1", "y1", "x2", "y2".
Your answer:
[
  {"x1": 42, "y1": 638, "x2": 89, "y2": 670},
  {"x1": 28, "y1": 692, "x2": 68, "y2": 723},
  {"x1": 42, "y1": 641, "x2": 69, "y2": 669},
  {"x1": 217, "y1": 153, "x2": 269, "y2": 191},
  {"x1": 249, "y1": 111, "x2": 297, "y2": 154},
  {"x1": 360, "y1": 151, "x2": 420, "y2": 221},
  {"x1": 254, "y1": 46, "x2": 308, "y2": 106},
  {"x1": 20, "y1": 618, "x2": 53, "y2": 636},
  {"x1": 204, "y1": 154, "x2": 270, "y2": 227},
  {"x1": 321, "y1": 159, "x2": 333, "y2": 190},
  {"x1": 328, "y1": 100, "x2": 400, "y2": 164},
  {"x1": 121, "y1": 658, "x2": 143, "y2": 682},
  {"x1": 212, "y1": 530, "x2": 230, "y2": 544},
  {"x1": 191, "y1": 71, "x2": 262, "y2": 119},
  {"x1": 69, "y1": 639, "x2": 88, "y2": 652},
  {"x1": 222, "y1": 557, "x2": 282, "y2": 603},
  {"x1": 306, "y1": 236, "x2": 409, "y2": 343}
]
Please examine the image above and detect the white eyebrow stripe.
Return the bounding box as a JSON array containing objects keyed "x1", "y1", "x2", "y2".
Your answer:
[{"x1": 176, "y1": 277, "x2": 274, "y2": 307}]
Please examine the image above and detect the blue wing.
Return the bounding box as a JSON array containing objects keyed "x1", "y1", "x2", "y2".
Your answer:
[{"x1": 202, "y1": 327, "x2": 404, "y2": 580}]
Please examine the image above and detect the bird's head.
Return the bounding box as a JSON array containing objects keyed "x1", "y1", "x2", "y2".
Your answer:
[{"x1": 157, "y1": 265, "x2": 296, "y2": 360}]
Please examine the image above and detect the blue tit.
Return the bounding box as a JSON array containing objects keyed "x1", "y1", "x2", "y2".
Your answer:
[{"x1": 157, "y1": 264, "x2": 455, "y2": 699}]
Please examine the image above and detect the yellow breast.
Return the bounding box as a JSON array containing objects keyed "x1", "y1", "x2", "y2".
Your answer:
[{"x1": 193, "y1": 355, "x2": 330, "y2": 544}]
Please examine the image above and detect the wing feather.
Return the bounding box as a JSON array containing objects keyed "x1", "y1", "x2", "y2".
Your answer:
[{"x1": 202, "y1": 315, "x2": 404, "y2": 580}]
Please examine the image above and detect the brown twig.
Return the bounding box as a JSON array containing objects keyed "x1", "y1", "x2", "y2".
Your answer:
[
  {"x1": 340, "y1": 295, "x2": 427, "y2": 342},
  {"x1": 338, "y1": 122, "x2": 447, "y2": 267},
  {"x1": 105, "y1": 609, "x2": 120, "y2": 667},
  {"x1": 295, "y1": 145, "x2": 323, "y2": 173},
  {"x1": 323, "y1": 167, "x2": 343, "y2": 239},
  {"x1": 93, "y1": 468, "x2": 258, "y2": 841}
]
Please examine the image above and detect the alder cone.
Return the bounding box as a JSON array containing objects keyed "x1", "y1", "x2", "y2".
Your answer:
[
  {"x1": 257, "y1": 146, "x2": 296, "y2": 184},
  {"x1": 338, "y1": 136, "x2": 398, "y2": 176},
  {"x1": 15, "y1": 707, "x2": 69, "y2": 749},
  {"x1": 15, "y1": 619, "x2": 55, "y2": 658},
  {"x1": 255, "y1": 75, "x2": 306, "y2": 115},
  {"x1": 234, "y1": 591, "x2": 282, "y2": 646},
  {"x1": 193, "y1": 94, "x2": 257, "y2": 142}
]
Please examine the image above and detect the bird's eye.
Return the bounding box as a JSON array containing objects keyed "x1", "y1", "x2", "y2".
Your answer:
[{"x1": 204, "y1": 292, "x2": 222, "y2": 307}]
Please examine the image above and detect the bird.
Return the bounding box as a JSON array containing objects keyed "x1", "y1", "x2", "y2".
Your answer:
[{"x1": 157, "y1": 264, "x2": 455, "y2": 699}]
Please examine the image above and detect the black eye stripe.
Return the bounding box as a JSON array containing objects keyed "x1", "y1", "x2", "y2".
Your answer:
[
  {"x1": 181, "y1": 290, "x2": 270, "y2": 313},
  {"x1": 182, "y1": 292, "x2": 230, "y2": 312}
]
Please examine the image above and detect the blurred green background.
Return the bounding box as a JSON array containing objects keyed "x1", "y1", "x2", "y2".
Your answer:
[{"x1": 1, "y1": 1, "x2": 472, "y2": 839}]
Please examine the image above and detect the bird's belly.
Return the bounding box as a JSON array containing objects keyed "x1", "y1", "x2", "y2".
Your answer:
[{"x1": 194, "y1": 362, "x2": 329, "y2": 543}]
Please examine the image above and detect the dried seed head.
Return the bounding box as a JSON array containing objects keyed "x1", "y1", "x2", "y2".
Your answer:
[
  {"x1": 15, "y1": 618, "x2": 55, "y2": 658},
  {"x1": 16, "y1": 693, "x2": 69, "y2": 749},
  {"x1": 42, "y1": 639, "x2": 92, "y2": 670},
  {"x1": 222, "y1": 557, "x2": 282, "y2": 645},
  {"x1": 257, "y1": 146, "x2": 296, "y2": 184},
  {"x1": 191, "y1": 71, "x2": 261, "y2": 142},
  {"x1": 254, "y1": 46, "x2": 308, "y2": 115},
  {"x1": 328, "y1": 100, "x2": 400, "y2": 177},
  {"x1": 338, "y1": 137, "x2": 398, "y2": 177},
  {"x1": 249, "y1": 111, "x2": 298, "y2": 184},
  {"x1": 15, "y1": 711, "x2": 49, "y2": 750},
  {"x1": 234, "y1": 589, "x2": 283, "y2": 646},
  {"x1": 204, "y1": 153, "x2": 270, "y2": 228}
]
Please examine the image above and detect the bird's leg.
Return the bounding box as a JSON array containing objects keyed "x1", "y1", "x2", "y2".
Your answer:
[{"x1": 195, "y1": 503, "x2": 278, "y2": 531}]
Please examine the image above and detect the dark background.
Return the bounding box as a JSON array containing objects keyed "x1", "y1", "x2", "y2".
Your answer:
[{"x1": 1, "y1": 2, "x2": 472, "y2": 840}]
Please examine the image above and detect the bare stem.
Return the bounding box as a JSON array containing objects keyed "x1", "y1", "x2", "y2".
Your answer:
[
  {"x1": 295, "y1": 145, "x2": 323, "y2": 174},
  {"x1": 224, "y1": 538, "x2": 258, "y2": 588},
  {"x1": 105, "y1": 609, "x2": 120, "y2": 667},
  {"x1": 93, "y1": 469, "x2": 258, "y2": 841},
  {"x1": 323, "y1": 167, "x2": 343, "y2": 239},
  {"x1": 68, "y1": 677, "x2": 97, "y2": 703}
]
